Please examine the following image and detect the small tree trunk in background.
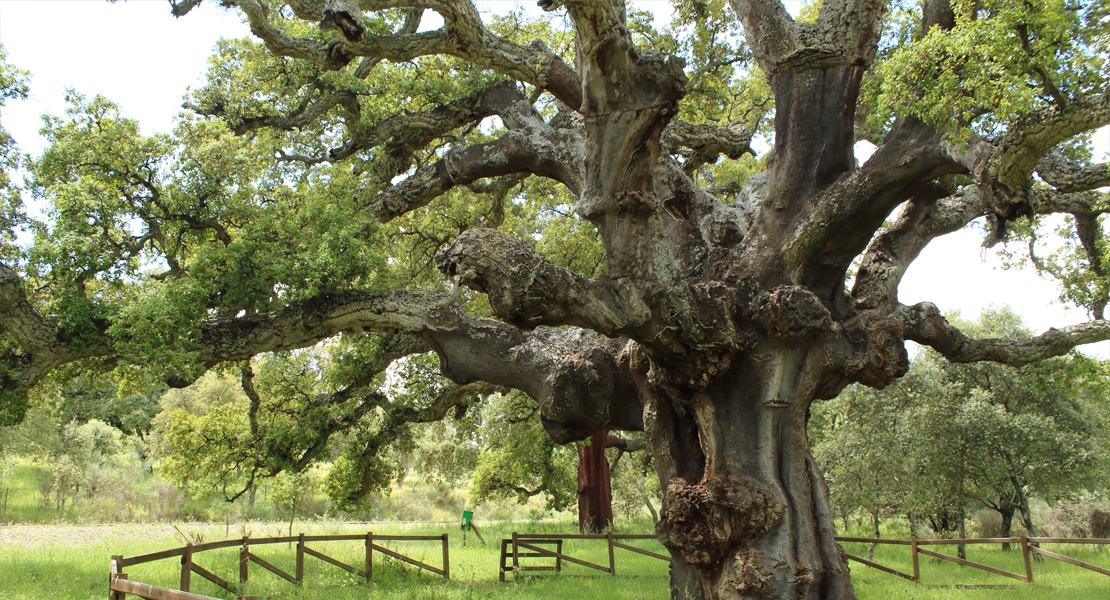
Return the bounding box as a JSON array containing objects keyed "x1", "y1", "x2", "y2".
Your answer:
[
  {"x1": 1016, "y1": 487, "x2": 1043, "y2": 562},
  {"x1": 867, "y1": 511, "x2": 881, "y2": 561},
  {"x1": 957, "y1": 508, "x2": 967, "y2": 561},
  {"x1": 289, "y1": 505, "x2": 296, "y2": 538},
  {"x1": 1000, "y1": 505, "x2": 1015, "y2": 550},
  {"x1": 248, "y1": 484, "x2": 256, "y2": 508},
  {"x1": 643, "y1": 491, "x2": 659, "y2": 524},
  {"x1": 578, "y1": 429, "x2": 613, "y2": 534}
]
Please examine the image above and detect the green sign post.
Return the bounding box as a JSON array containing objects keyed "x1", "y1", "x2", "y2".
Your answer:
[{"x1": 460, "y1": 510, "x2": 486, "y2": 546}]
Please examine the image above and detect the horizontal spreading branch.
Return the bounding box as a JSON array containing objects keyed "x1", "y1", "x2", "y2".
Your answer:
[
  {"x1": 899, "y1": 302, "x2": 1110, "y2": 366},
  {"x1": 363, "y1": 130, "x2": 582, "y2": 223},
  {"x1": 438, "y1": 228, "x2": 652, "y2": 336},
  {"x1": 2, "y1": 258, "x2": 643, "y2": 441},
  {"x1": 0, "y1": 263, "x2": 111, "y2": 392},
  {"x1": 360, "y1": 90, "x2": 584, "y2": 221},
  {"x1": 193, "y1": 289, "x2": 461, "y2": 365},
  {"x1": 1036, "y1": 153, "x2": 1110, "y2": 194},
  {"x1": 228, "y1": 0, "x2": 583, "y2": 108},
  {"x1": 663, "y1": 120, "x2": 755, "y2": 173},
  {"x1": 990, "y1": 90, "x2": 1110, "y2": 215}
]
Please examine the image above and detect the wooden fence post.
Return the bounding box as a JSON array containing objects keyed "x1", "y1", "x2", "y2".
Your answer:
[
  {"x1": 1021, "y1": 536, "x2": 1034, "y2": 583},
  {"x1": 240, "y1": 536, "x2": 249, "y2": 585},
  {"x1": 296, "y1": 533, "x2": 305, "y2": 584},
  {"x1": 607, "y1": 531, "x2": 616, "y2": 576},
  {"x1": 181, "y1": 543, "x2": 193, "y2": 592},
  {"x1": 110, "y1": 555, "x2": 125, "y2": 600},
  {"x1": 441, "y1": 533, "x2": 451, "y2": 580},
  {"x1": 366, "y1": 531, "x2": 373, "y2": 582},
  {"x1": 910, "y1": 538, "x2": 919, "y2": 583},
  {"x1": 512, "y1": 531, "x2": 519, "y2": 572}
]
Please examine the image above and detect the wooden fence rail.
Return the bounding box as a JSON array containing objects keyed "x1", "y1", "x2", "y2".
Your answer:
[
  {"x1": 110, "y1": 558, "x2": 257, "y2": 600},
  {"x1": 110, "y1": 532, "x2": 450, "y2": 599},
  {"x1": 834, "y1": 536, "x2": 1110, "y2": 584},
  {"x1": 500, "y1": 532, "x2": 670, "y2": 580}
]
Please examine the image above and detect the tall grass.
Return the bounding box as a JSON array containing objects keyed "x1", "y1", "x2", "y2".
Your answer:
[
  {"x1": 2, "y1": 521, "x2": 1109, "y2": 600},
  {"x1": 0, "y1": 458, "x2": 561, "y2": 526}
]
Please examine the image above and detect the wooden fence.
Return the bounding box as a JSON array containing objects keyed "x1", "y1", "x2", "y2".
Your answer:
[
  {"x1": 499, "y1": 532, "x2": 670, "y2": 580},
  {"x1": 109, "y1": 532, "x2": 450, "y2": 600},
  {"x1": 835, "y1": 536, "x2": 1110, "y2": 584}
]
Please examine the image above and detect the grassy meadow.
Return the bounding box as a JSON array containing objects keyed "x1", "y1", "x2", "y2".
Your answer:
[
  {"x1": 3, "y1": 520, "x2": 1110, "y2": 600},
  {"x1": 3, "y1": 455, "x2": 1109, "y2": 599}
]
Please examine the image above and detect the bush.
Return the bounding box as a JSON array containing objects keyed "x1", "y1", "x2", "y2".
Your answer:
[{"x1": 1039, "y1": 497, "x2": 1110, "y2": 538}]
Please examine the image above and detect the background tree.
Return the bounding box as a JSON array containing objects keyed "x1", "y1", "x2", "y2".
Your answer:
[
  {"x1": 810, "y1": 383, "x2": 910, "y2": 560},
  {"x1": 911, "y1": 308, "x2": 1106, "y2": 549},
  {"x1": 270, "y1": 468, "x2": 322, "y2": 536},
  {"x1": 609, "y1": 432, "x2": 661, "y2": 523},
  {"x1": 814, "y1": 307, "x2": 1107, "y2": 557},
  {"x1": 469, "y1": 391, "x2": 579, "y2": 514},
  {"x1": 2, "y1": 1, "x2": 1110, "y2": 599}
]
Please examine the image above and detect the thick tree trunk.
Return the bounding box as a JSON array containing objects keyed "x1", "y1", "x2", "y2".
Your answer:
[
  {"x1": 647, "y1": 349, "x2": 856, "y2": 600},
  {"x1": 578, "y1": 429, "x2": 614, "y2": 533}
]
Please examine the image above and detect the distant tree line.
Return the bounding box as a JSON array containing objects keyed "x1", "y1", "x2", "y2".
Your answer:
[{"x1": 811, "y1": 307, "x2": 1110, "y2": 559}]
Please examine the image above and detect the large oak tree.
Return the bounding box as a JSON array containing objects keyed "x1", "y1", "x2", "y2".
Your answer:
[{"x1": 3, "y1": 0, "x2": 1110, "y2": 598}]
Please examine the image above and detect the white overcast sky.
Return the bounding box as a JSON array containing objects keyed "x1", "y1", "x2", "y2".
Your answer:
[{"x1": 1, "y1": 0, "x2": 1107, "y2": 357}]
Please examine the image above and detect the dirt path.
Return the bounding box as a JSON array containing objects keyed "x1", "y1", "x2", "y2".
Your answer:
[
  {"x1": 0, "y1": 520, "x2": 435, "y2": 549},
  {"x1": 0, "y1": 523, "x2": 188, "y2": 549}
]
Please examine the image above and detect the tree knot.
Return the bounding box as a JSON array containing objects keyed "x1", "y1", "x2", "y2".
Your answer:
[
  {"x1": 752, "y1": 286, "x2": 834, "y2": 340},
  {"x1": 658, "y1": 475, "x2": 784, "y2": 567},
  {"x1": 843, "y1": 312, "x2": 909, "y2": 388}
]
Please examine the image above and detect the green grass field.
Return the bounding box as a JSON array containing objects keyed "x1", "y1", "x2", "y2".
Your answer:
[{"x1": 2, "y1": 523, "x2": 1109, "y2": 599}]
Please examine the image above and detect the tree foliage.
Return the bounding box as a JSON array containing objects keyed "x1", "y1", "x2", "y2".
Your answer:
[{"x1": 813, "y1": 306, "x2": 1108, "y2": 540}]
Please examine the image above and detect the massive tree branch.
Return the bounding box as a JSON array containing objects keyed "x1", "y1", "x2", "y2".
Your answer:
[
  {"x1": 1036, "y1": 153, "x2": 1110, "y2": 194},
  {"x1": 991, "y1": 90, "x2": 1110, "y2": 216},
  {"x1": 663, "y1": 120, "x2": 755, "y2": 174},
  {"x1": 729, "y1": 0, "x2": 883, "y2": 73},
  {"x1": 899, "y1": 302, "x2": 1110, "y2": 366},
  {"x1": 439, "y1": 228, "x2": 652, "y2": 336},
  {"x1": 228, "y1": 0, "x2": 583, "y2": 108},
  {"x1": 205, "y1": 288, "x2": 655, "y2": 442},
  {"x1": 783, "y1": 118, "x2": 963, "y2": 295}
]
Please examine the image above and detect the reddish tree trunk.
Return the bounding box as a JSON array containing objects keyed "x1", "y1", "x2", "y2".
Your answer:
[{"x1": 578, "y1": 428, "x2": 614, "y2": 533}]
